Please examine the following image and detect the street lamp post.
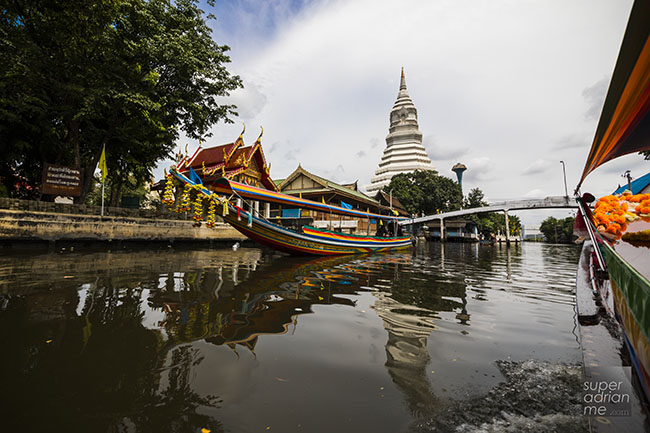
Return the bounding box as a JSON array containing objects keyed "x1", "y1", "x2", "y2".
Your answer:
[
  {"x1": 560, "y1": 161, "x2": 568, "y2": 199},
  {"x1": 622, "y1": 170, "x2": 632, "y2": 191}
]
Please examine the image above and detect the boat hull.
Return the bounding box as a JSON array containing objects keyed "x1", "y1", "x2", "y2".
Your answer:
[
  {"x1": 223, "y1": 207, "x2": 412, "y2": 256},
  {"x1": 601, "y1": 241, "x2": 650, "y2": 400}
]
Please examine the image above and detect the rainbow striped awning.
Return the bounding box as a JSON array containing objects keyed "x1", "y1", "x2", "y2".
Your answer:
[{"x1": 578, "y1": 0, "x2": 650, "y2": 189}]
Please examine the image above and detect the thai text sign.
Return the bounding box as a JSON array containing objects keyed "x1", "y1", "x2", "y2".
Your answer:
[{"x1": 41, "y1": 164, "x2": 82, "y2": 197}]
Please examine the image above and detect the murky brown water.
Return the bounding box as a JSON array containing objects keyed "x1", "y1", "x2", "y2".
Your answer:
[{"x1": 0, "y1": 242, "x2": 584, "y2": 433}]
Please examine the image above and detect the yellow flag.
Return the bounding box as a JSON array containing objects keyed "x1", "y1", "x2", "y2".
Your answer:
[
  {"x1": 321, "y1": 197, "x2": 325, "y2": 204},
  {"x1": 98, "y1": 146, "x2": 108, "y2": 183}
]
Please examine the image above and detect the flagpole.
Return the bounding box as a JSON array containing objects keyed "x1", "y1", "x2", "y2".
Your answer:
[
  {"x1": 100, "y1": 144, "x2": 106, "y2": 217},
  {"x1": 101, "y1": 178, "x2": 105, "y2": 216}
]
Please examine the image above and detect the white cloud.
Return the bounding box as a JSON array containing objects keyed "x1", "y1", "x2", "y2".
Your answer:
[
  {"x1": 423, "y1": 135, "x2": 469, "y2": 160},
  {"x1": 582, "y1": 77, "x2": 609, "y2": 120},
  {"x1": 522, "y1": 159, "x2": 550, "y2": 176},
  {"x1": 523, "y1": 189, "x2": 547, "y2": 199}
]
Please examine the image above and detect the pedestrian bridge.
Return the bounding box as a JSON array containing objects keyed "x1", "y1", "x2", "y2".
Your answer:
[{"x1": 398, "y1": 195, "x2": 578, "y2": 242}]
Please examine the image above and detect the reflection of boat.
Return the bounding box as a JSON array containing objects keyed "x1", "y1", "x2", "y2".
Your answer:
[
  {"x1": 169, "y1": 169, "x2": 412, "y2": 255},
  {"x1": 574, "y1": 0, "x2": 650, "y2": 404}
]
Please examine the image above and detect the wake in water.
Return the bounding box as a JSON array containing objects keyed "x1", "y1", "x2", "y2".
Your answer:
[{"x1": 412, "y1": 359, "x2": 588, "y2": 433}]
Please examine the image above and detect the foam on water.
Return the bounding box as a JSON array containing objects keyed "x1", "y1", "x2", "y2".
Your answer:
[{"x1": 412, "y1": 359, "x2": 588, "y2": 433}]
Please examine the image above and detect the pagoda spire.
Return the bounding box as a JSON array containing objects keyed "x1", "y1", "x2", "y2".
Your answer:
[{"x1": 364, "y1": 68, "x2": 435, "y2": 194}]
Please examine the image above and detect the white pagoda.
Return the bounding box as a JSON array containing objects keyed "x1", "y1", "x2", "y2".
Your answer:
[{"x1": 365, "y1": 69, "x2": 435, "y2": 194}]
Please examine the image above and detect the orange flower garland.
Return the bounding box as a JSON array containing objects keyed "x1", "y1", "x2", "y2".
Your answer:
[{"x1": 593, "y1": 193, "x2": 650, "y2": 239}]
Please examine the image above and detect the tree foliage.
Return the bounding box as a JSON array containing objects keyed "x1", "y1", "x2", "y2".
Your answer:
[
  {"x1": 539, "y1": 216, "x2": 575, "y2": 244},
  {"x1": 464, "y1": 187, "x2": 488, "y2": 209},
  {"x1": 463, "y1": 187, "x2": 521, "y2": 237},
  {"x1": 385, "y1": 170, "x2": 463, "y2": 216},
  {"x1": 0, "y1": 0, "x2": 242, "y2": 202}
]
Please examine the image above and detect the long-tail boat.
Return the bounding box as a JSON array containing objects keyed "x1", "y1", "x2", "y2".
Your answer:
[
  {"x1": 163, "y1": 166, "x2": 412, "y2": 256},
  {"x1": 574, "y1": 0, "x2": 650, "y2": 403}
]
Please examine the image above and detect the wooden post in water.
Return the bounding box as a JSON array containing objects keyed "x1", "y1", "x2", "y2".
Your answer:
[
  {"x1": 504, "y1": 209, "x2": 510, "y2": 246},
  {"x1": 440, "y1": 218, "x2": 445, "y2": 242}
]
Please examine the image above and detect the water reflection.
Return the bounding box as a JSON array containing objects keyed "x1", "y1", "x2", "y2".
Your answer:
[{"x1": 0, "y1": 243, "x2": 581, "y2": 433}]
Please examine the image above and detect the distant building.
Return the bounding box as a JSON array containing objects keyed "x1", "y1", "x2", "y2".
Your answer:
[
  {"x1": 424, "y1": 219, "x2": 478, "y2": 242},
  {"x1": 365, "y1": 68, "x2": 435, "y2": 194},
  {"x1": 276, "y1": 165, "x2": 395, "y2": 234},
  {"x1": 371, "y1": 190, "x2": 409, "y2": 217},
  {"x1": 522, "y1": 226, "x2": 543, "y2": 241}
]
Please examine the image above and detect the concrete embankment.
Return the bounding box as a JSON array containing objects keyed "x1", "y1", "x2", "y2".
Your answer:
[{"x1": 0, "y1": 208, "x2": 247, "y2": 245}]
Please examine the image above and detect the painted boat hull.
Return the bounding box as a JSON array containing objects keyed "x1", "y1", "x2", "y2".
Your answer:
[
  {"x1": 223, "y1": 205, "x2": 412, "y2": 255},
  {"x1": 600, "y1": 240, "x2": 650, "y2": 401},
  {"x1": 576, "y1": 198, "x2": 650, "y2": 403}
]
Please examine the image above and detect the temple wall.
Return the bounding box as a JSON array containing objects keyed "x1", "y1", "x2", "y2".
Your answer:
[{"x1": 0, "y1": 208, "x2": 246, "y2": 243}]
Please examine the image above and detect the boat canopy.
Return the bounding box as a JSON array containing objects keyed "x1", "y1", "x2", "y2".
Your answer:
[
  {"x1": 171, "y1": 168, "x2": 405, "y2": 221},
  {"x1": 577, "y1": 0, "x2": 650, "y2": 191}
]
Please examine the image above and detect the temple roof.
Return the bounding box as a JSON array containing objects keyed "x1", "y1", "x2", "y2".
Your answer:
[
  {"x1": 278, "y1": 165, "x2": 380, "y2": 207},
  {"x1": 177, "y1": 129, "x2": 277, "y2": 191}
]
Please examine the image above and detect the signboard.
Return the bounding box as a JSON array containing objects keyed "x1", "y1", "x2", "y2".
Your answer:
[{"x1": 41, "y1": 164, "x2": 83, "y2": 197}]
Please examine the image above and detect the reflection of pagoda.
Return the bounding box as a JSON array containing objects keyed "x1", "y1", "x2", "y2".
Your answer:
[{"x1": 370, "y1": 269, "x2": 469, "y2": 417}]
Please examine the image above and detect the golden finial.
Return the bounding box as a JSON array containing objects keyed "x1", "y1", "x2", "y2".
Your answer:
[
  {"x1": 239, "y1": 123, "x2": 246, "y2": 139},
  {"x1": 256, "y1": 126, "x2": 264, "y2": 142}
]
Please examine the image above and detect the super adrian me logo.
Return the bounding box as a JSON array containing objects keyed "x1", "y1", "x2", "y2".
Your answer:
[{"x1": 583, "y1": 367, "x2": 632, "y2": 417}]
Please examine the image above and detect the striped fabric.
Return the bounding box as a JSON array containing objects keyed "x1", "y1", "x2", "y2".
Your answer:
[{"x1": 578, "y1": 0, "x2": 650, "y2": 189}]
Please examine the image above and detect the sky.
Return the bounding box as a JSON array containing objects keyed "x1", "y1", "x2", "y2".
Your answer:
[{"x1": 157, "y1": 0, "x2": 649, "y2": 227}]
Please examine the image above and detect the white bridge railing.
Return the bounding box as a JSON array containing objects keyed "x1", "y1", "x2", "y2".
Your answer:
[{"x1": 400, "y1": 195, "x2": 576, "y2": 226}]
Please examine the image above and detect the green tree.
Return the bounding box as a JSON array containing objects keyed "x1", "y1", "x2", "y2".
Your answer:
[
  {"x1": 0, "y1": 0, "x2": 242, "y2": 203},
  {"x1": 386, "y1": 170, "x2": 462, "y2": 216},
  {"x1": 464, "y1": 187, "x2": 488, "y2": 208},
  {"x1": 540, "y1": 216, "x2": 575, "y2": 243},
  {"x1": 461, "y1": 187, "x2": 521, "y2": 237}
]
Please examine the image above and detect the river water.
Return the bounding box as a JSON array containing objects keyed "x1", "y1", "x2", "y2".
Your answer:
[{"x1": 0, "y1": 242, "x2": 587, "y2": 433}]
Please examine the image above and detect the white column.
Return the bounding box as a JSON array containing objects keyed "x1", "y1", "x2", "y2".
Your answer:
[
  {"x1": 264, "y1": 202, "x2": 270, "y2": 218},
  {"x1": 504, "y1": 209, "x2": 510, "y2": 246}
]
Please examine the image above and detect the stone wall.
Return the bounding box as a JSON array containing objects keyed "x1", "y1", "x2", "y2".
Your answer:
[
  {"x1": 0, "y1": 208, "x2": 246, "y2": 243},
  {"x1": 0, "y1": 197, "x2": 184, "y2": 219}
]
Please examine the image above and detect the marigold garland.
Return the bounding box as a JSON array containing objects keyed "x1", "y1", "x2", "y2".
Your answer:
[
  {"x1": 176, "y1": 184, "x2": 192, "y2": 213},
  {"x1": 193, "y1": 195, "x2": 204, "y2": 222},
  {"x1": 162, "y1": 174, "x2": 175, "y2": 207},
  {"x1": 206, "y1": 199, "x2": 217, "y2": 228},
  {"x1": 593, "y1": 193, "x2": 650, "y2": 239}
]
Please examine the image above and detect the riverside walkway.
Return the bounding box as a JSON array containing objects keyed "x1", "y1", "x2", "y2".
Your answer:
[{"x1": 399, "y1": 195, "x2": 578, "y2": 243}]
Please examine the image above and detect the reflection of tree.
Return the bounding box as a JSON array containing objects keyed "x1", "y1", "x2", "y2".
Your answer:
[
  {"x1": 0, "y1": 277, "x2": 224, "y2": 432},
  {"x1": 122, "y1": 345, "x2": 224, "y2": 433}
]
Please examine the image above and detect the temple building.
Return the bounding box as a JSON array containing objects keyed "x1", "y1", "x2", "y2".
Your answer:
[
  {"x1": 275, "y1": 165, "x2": 392, "y2": 234},
  {"x1": 180, "y1": 128, "x2": 276, "y2": 191},
  {"x1": 365, "y1": 69, "x2": 435, "y2": 194}
]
